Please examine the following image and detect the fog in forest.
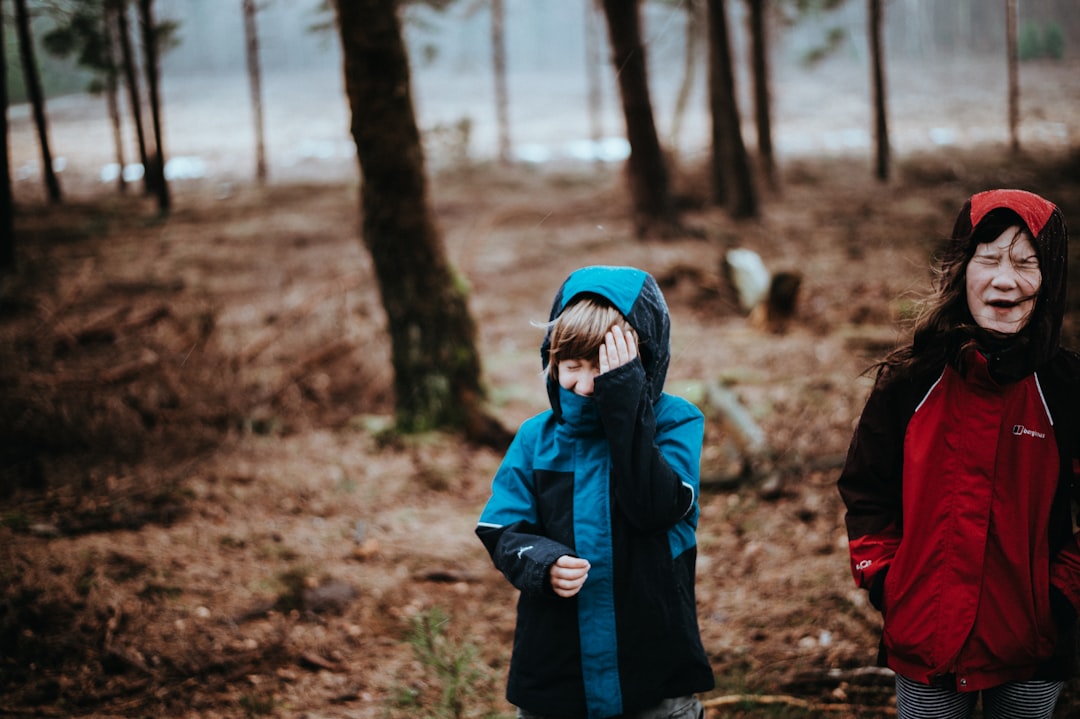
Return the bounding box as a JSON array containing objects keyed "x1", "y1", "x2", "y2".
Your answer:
[{"x1": 9, "y1": 0, "x2": 1079, "y2": 191}]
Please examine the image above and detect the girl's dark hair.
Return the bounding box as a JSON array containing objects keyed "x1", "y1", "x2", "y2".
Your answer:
[{"x1": 874, "y1": 207, "x2": 1039, "y2": 384}]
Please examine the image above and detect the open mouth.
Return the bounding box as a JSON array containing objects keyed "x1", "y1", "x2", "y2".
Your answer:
[{"x1": 987, "y1": 299, "x2": 1020, "y2": 308}]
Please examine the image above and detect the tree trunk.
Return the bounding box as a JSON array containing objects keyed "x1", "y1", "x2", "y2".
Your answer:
[
  {"x1": 491, "y1": 0, "x2": 511, "y2": 165},
  {"x1": 103, "y1": 0, "x2": 127, "y2": 193},
  {"x1": 333, "y1": 0, "x2": 508, "y2": 446},
  {"x1": 1005, "y1": 0, "x2": 1020, "y2": 152},
  {"x1": 868, "y1": 0, "x2": 889, "y2": 180},
  {"x1": 0, "y1": 5, "x2": 15, "y2": 274},
  {"x1": 584, "y1": 0, "x2": 604, "y2": 164},
  {"x1": 670, "y1": 0, "x2": 703, "y2": 155},
  {"x1": 114, "y1": 0, "x2": 150, "y2": 193},
  {"x1": 599, "y1": 0, "x2": 677, "y2": 236},
  {"x1": 13, "y1": 0, "x2": 61, "y2": 204},
  {"x1": 707, "y1": 0, "x2": 757, "y2": 218},
  {"x1": 242, "y1": 0, "x2": 267, "y2": 183},
  {"x1": 137, "y1": 0, "x2": 170, "y2": 213},
  {"x1": 746, "y1": 0, "x2": 776, "y2": 190}
]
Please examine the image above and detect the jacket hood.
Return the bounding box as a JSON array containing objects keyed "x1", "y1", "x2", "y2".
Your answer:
[
  {"x1": 950, "y1": 188, "x2": 1069, "y2": 376},
  {"x1": 541, "y1": 266, "x2": 671, "y2": 419}
]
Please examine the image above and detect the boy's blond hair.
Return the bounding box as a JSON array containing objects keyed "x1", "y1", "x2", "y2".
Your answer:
[{"x1": 546, "y1": 297, "x2": 633, "y2": 380}]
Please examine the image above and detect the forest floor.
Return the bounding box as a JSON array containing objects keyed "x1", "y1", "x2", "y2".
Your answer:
[{"x1": 3, "y1": 60, "x2": 1080, "y2": 719}]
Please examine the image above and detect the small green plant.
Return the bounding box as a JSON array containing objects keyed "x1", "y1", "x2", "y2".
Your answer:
[
  {"x1": 1019, "y1": 20, "x2": 1044, "y2": 60},
  {"x1": 1019, "y1": 19, "x2": 1067, "y2": 61},
  {"x1": 273, "y1": 565, "x2": 311, "y2": 612},
  {"x1": 402, "y1": 607, "x2": 488, "y2": 719},
  {"x1": 1044, "y1": 21, "x2": 1065, "y2": 60},
  {"x1": 0, "y1": 512, "x2": 31, "y2": 532}
]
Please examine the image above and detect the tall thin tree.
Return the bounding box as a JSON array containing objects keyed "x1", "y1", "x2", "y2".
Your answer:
[
  {"x1": 746, "y1": 0, "x2": 776, "y2": 189},
  {"x1": 490, "y1": 0, "x2": 510, "y2": 165},
  {"x1": 114, "y1": 0, "x2": 150, "y2": 193},
  {"x1": 1005, "y1": 0, "x2": 1020, "y2": 152},
  {"x1": 670, "y1": 0, "x2": 704, "y2": 154},
  {"x1": 599, "y1": 0, "x2": 677, "y2": 236},
  {"x1": 584, "y1": 0, "x2": 604, "y2": 163},
  {"x1": 103, "y1": 0, "x2": 127, "y2": 192},
  {"x1": 13, "y1": 0, "x2": 62, "y2": 204},
  {"x1": 242, "y1": 0, "x2": 267, "y2": 182},
  {"x1": 332, "y1": 0, "x2": 508, "y2": 446},
  {"x1": 137, "y1": 0, "x2": 169, "y2": 213},
  {"x1": 707, "y1": 0, "x2": 756, "y2": 218},
  {"x1": 0, "y1": 2, "x2": 15, "y2": 273},
  {"x1": 868, "y1": 0, "x2": 889, "y2": 180}
]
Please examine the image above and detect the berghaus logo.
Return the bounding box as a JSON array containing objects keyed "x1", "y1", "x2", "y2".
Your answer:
[{"x1": 1013, "y1": 425, "x2": 1047, "y2": 439}]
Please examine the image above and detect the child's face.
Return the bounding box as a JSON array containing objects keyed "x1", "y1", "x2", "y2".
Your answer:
[
  {"x1": 965, "y1": 226, "x2": 1042, "y2": 335},
  {"x1": 557, "y1": 357, "x2": 600, "y2": 397}
]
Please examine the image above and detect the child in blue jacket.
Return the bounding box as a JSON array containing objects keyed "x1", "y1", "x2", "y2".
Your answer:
[{"x1": 476, "y1": 266, "x2": 714, "y2": 719}]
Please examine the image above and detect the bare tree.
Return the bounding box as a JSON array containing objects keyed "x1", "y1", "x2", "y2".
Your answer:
[
  {"x1": 0, "y1": 4, "x2": 14, "y2": 274},
  {"x1": 13, "y1": 0, "x2": 62, "y2": 204},
  {"x1": 113, "y1": 0, "x2": 150, "y2": 193},
  {"x1": 584, "y1": 0, "x2": 604, "y2": 160},
  {"x1": 242, "y1": 0, "x2": 268, "y2": 182},
  {"x1": 137, "y1": 0, "x2": 169, "y2": 213},
  {"x1": 332, "y1": 0, "x2": 508, "y2": 446},
  {"x1": 868, "y1": 0, "x2": 889, "y2": 180},
  {"x1": 670, "y1": 0, "x2": 704, "y2": 154},
  {"x1": 1005, "y1": 0, "x2": 1020, "y2": 152},
  {"x1": 490, "y1": 0, "x2": 510, "y2": 165},
  {"x1": 599, "y1": 0, "x2": 678, "y2": 236},
  {"x1": 707, "y1": 0, "x2": 756, "y2": 218},
  {"x1": 103, "y1": 0, "x2": 127, "y2": 193},
  {"x1": 746, "y1": 0, "x2": 776, "y2": 189},
  {"x1": 41, "y1": 0, "x2": 129, "y2": 194}
]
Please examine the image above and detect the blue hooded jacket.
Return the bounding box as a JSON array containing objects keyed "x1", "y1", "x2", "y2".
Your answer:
[{"x1": 476, "y1": 266, "x2": 714, "y2": 718}]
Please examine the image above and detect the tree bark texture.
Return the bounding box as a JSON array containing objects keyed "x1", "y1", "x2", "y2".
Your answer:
[
  {"x1": 333, "y1": 0, "x2": 495, "y2": 439},
  {"x1": 242, "y1": 0, "x2": 268, "y2": 182},
  {"x1": 13, "y1": 0, "x2": 62, "y2": 204},
  {"x1": 868, "y1": 0, "x2": 889, "y2": 180},
  {"x1": 599, "y1": 0, "x2": 676, "y2": 236},
  {"x1": 0, "y1": 4, "x2": 15, "y2": 273},
  {"x1": 707, "y1": 0, "x2": 757, "y2": 218},
  {"x1": 138, "y1": 0, "x2": 170, "y2": 213}
]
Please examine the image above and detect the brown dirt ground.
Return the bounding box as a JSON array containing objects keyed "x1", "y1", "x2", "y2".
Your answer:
[{"x1": 3, "y1": 69, "x2": 1080, "y2": 719}]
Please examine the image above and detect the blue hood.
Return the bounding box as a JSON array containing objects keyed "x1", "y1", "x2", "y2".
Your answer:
[{"x1": 540, "y1": 266, "x2": 671, "y2": 420}]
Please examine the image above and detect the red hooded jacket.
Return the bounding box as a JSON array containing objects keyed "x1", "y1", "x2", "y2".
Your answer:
[{"x1": 838, "y1": 190, "x2": 1080, "y2": 690}]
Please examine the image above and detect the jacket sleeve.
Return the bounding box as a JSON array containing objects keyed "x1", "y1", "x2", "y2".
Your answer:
[
  {"x1": 837, "y1": 377, "x2": 907, "y2": 607},
  {"x1": 593, "y1": 358, "x2": 702, "y2": 532},
  {"x1": 1049, "y1": 353, "x2": 1080, "y2": 617},
  {"x1": 475, "y1": 422, "x2": 575, "y2": 597}
]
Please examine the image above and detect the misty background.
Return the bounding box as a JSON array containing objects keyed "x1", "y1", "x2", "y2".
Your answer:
[{"x1": 7, "y1": 0, "x2": 1079, "y2": 194}]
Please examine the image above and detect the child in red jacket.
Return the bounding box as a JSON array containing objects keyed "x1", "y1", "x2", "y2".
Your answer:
[{"x1": 838, "y1": 189, "x2": 1080, "y2": 718}]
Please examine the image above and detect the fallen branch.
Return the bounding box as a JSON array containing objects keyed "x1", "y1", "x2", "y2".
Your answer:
[
  {"x1": 702, "y1": 693, "x2": 895, "y2": 715},
  {"x1": 99, "y1": 349, "x2": 162, "y2": 384}
]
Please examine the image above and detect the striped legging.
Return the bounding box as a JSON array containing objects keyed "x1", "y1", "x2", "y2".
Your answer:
[{"x1": 895, "y1": 673, "x2": 1063, "y2": 719}]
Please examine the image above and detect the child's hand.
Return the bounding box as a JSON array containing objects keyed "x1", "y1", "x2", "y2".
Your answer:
[
  {"x1": 598, "y1": 325, "x2": 637, "y2": 374},
  {"x1": 550, "y1": 555, "x2": 590, "y2": 598}
]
